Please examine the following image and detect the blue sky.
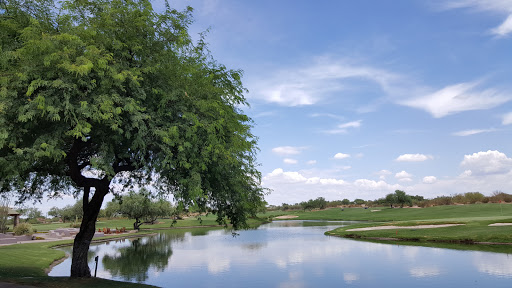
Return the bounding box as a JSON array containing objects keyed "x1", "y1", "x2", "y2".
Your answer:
[
  {"x1": 33, "y1": 0, "x2": 512, "y2": 211},
  {"x1": 165, "y1": 0, "x2": 512, "y2": 206}
]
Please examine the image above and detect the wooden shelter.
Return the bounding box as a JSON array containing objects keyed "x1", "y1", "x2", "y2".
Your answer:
[{"x1": 7, "y1": 207, "x2": 20, "y2": 227}]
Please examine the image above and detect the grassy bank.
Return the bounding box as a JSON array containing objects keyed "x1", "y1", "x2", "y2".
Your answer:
[
  {"x1": 1, "y1": 214, "x2": 272, "y2": 287},
  {"x1": 277, "y1": 203, "x2": 512, "y2": 222},
  {"x1": 274, "y1": 204, "x2": 512, "y2": 247},
  {"x1": 30, "y1": 213, "x2": 275, "y2": 232},
  {"x1": 0, "y1": 234, "x2": 157, "y2": 287}
]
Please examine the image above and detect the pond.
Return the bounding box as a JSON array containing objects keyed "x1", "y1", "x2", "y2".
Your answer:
[{"x1": 50, "y1": 220, "x2": 512, "y2": 287}]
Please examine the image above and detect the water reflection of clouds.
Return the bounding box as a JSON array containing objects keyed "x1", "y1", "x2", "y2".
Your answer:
[
  {"x1": 343, "y1": 272, "x2": 359, "y2": 283},
  {"x1": 409, "y1": 266, "x2": 441, "y2": 278},
  {"x1": 473, "y1": 252, "x2": 512, "y2": 278}
]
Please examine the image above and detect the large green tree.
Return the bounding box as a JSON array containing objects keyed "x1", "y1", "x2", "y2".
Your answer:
[{"x1": 0, "y1": 0, "x2": 265, "y2": 277}]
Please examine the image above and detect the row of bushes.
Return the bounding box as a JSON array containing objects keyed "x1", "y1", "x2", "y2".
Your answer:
[
  {"x1": 268, "y1": 191, "x2": 512, "y2": 211},
  {"x1": 415, "y1": 191, "x2": 512, "y2": 207}
]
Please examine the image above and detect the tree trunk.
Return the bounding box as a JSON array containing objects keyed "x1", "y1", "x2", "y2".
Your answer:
[
  {"x1": 133, "y1": 218, "x2": 142, "y2": 230},
  {"x1": 70, "y1": 185, "x2": 109, "y2": 277}
]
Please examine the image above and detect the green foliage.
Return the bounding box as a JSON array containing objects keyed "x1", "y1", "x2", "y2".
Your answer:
[
  {"x1": 394, "y1": 190, "x2": 412, "y2": 208},
  {"x1": 105, "y1": 200, "x2": 122, "y2": 219},
  {"x1": 48, "y1": 200, "x2": 83, "y2": 222},
  {"x1": 0, "y1": 0, "x2": 265, "y2": 230},
  {"x1": 0, "y1": 195, "x2": 10, "y2": 233},
  {"x1": 18, "y1": 207, "x2": 43, "y2": 222},
  {"x1": 118, "y1": 189, "x2": 174, "y2": 229},
  {"x1": 13, "y1": 222, "x2": 33, "y2": 235},
  {"x1": 299, "y1": 197, "x2": 327, "y2": 211},
  {"x1": 353, "y1": 199, "x2": 366, "y2": 205}
]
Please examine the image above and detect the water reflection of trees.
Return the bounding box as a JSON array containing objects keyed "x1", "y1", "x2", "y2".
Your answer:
[{"x1": 102, "y1": 233, "x2": 184, "y2": 282}]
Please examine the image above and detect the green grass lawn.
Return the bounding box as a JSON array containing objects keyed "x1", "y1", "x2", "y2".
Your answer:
[
  {"x1": 278, "y1": 203, "x2": 512, "y2": 222},
  {"x1": 0, "y1": 236, "x2": 157, "y2": 287},
  {"x1": 278, "y1": 204, "x2": 512, "y2": 246},
  {"x1": 1, "y1": 214, "x2": 272, "y2": 287},
  {"x1": 31, "y1": 212, "x2": 275, "y2": 232}
]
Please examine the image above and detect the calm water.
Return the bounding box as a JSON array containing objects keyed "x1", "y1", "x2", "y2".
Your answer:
[{"x1": 50, "y1": 220, "x2": 512, "y2": 287}]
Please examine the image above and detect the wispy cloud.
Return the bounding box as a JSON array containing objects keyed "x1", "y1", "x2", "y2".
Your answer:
[
  {"x1": 438, "y1": 0, "x2": 512, "y2": 36},
  {"x1": 283, "y1": 158, "x2": 298, "y2": 164},
  {"x1": 272, "y1": 146, "x2": 307, "y2": 156},
  {"x1": 399, "y1": 80, "x2": 511, "y2": 118},
  {"x1": 502, "y1": 112, "x2": 512, "y2": 125},
  {"x1": 309, "y1": 113, "x2": 345, "y2": 120},
  {"x1": 324, "y1": 120, "x2": 362, "y2": 134},
  {"x1": 452, "y1": 128, "x2": 496, "y2": 136},
  {"x1": 250, "y1": 58, "x2": 401, "y2": 106}
]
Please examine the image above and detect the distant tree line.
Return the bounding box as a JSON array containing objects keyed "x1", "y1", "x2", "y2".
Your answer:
[{"x1": 269, "y1": 190, "x2": 512, "y2": 211}]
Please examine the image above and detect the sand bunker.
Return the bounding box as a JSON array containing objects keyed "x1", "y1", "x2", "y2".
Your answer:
[
  {"x1": 274, "y1": 215, "x2": 299, "y2": 219},
  {"x1": 346, "y1": 224, "x2": 465, "y2": 232},
  {"x1": 488, "y1": 223, "x2": 512, "y2": 226}
]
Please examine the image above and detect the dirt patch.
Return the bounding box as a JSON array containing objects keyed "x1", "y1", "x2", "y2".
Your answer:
[
  {"x1": 346, "y1": 224, "x2": 465, "y2": 232},
  {"x1": 274, "y1": 215, "x2": 299, "y2": 219},
  {"x1": 488, "y1": 223, "x2": 512, "y2": 226}
]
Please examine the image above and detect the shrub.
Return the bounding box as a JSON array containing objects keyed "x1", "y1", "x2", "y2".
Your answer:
[
  {"x1": 464, "y1": 192, "x2": 485, "y2": 204},
  {"x1": 490, "y1": 191, "x2": 512, "y2": 203},
  {"x1": 431, "y1": 196, "x2": 452, "y2": 206},
  {"x1": 13, "y1": 223, "x2": 33, "y2": 236}
]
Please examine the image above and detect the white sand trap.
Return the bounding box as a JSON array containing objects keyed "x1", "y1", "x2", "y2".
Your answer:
[
  {"x1": 346, "y1": 224, "x2": 465, "y2": 232},
  {"x1": 275, "y1": 215, "x2": 299, "y2": 219},
  {"x1": 488, "y1": 223, "x2": 512, "y2": 226}
]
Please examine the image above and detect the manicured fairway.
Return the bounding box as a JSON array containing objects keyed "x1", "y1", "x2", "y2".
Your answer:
[{"x1": 274, "y1": 204, "x2": 512, "y2": 245}]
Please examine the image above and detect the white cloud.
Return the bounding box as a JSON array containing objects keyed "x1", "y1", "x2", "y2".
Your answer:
[
  {"x1": 307, "y1": 160, "x2": 317, "y2": 165},
  {"x1": 460, "y1": 170, "x2": 473, "y2": 177},
  {"x1": 283, "y1": 158, "x2": 298, "y2": 164},
  {"x1": 251, "y1": 58, "x2": 401, "y2": 106},
  {"x1": 338, "y1": 120, "x2": 362, "y2": 129},
  {"x1": 502, "y1": 112, "x2": 512, "y2": 125},
  {"x1": 376, "y1": 169, "x2": 392, "y2": 180},
  {"x1": 423, "y1": 176, "x2": 437, "y2": 184},
  {"x1": 263, "y1": 169, "x2": 401, "y2": 205},
  {"x1": 334, "y1": 153, "x2": 351, "y2": 159},
  {"x1": 324, "y1": 120, "x2": 363, "y2": 134},
  {"x1": 272, "y1": 146, "x2": 306, "y2": 156},
  {"x1": 460, "y1": 150, "x2": 512, "y2": 175},
  {"x1": 395, "y1": 171, "x2": 412, "y2": 178},
  {"x1": 452, "y1": 129, "x2": 496, "y2": 136},
  {"x1": 491, "y1": 14, "x2": 512, "y2": 36},
  {"x1": 309, "y1": 113, "x2": 344, "y2": 120},
  {"x1": 399, "y1": 81, "x2": 511, "y2": 118},
  {"x1": 353, "y1": 179, "x2": 401, "y2": 190},
  {"x1": 440, "y1": 0, "x2": 512, "y2": 36},
  {"x1": 398, "y1": 177, "x2": 413, "y2": 182},
  {"x1": 396, "y1": 154, "x2": 433, "y2": 162},
  {"x1": 267, "y1": 168, "x2": 307, "y2": 183}
]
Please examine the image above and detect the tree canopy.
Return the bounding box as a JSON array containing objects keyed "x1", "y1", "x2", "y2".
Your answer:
[
  {"x1": 0, "y1": 0, "x2": 265, "y2": 277},
  {"x1": 116, "y1": 188, "x2": 174, "y2": 230}
]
